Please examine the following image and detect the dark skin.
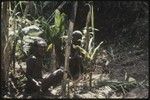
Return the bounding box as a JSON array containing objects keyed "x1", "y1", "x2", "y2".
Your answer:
[
  {"x1": 24, "y1": 40, "x2": 47, "y2": 96},
  {"x1": 24, "y1": 32, "x2": 84, "y2": 95},
  {"x1": 24, "y1": 40, "x2": 65, "y2": 96},
  {"x1": 69, "y1": 31, "x2": 84, "y2": 80},
  {"x1": 39, "y1": 31, "x2": 84, "y2": 92}
]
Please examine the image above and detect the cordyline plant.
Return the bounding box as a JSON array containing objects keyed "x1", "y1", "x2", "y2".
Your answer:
[
  {"x1": 73, "y1": 36, "x2": 103, "y2": 88},
  {"x1": 73, "y1": 41, "x2": 103, "y2": 61},
  {"x1": 73, "y1": 1, "x2": 104, "y2": 89}
]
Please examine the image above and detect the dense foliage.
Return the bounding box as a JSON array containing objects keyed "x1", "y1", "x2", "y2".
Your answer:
[{"x1": 1, "y1": 1, "x2": 149, "y2": 99}]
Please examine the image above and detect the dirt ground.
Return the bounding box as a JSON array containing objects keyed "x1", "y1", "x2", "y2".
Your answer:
[{"x1": 5, "y1": 43, "x2": 149, "y2": 99}]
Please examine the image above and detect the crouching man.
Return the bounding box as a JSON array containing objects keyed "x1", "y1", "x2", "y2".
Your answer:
[
  {"x1": 23, "y1": 37, "x2": 47, "y2": 98},
  {"x1": 23, "y1": 37, "x2": 64, "y2": 98}
]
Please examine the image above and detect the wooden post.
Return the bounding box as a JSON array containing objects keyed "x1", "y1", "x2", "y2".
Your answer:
[{"x1": 61, "y1": 1, "x2": 78, "y2": 98}]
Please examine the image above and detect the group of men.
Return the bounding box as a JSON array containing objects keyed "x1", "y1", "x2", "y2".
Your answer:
[{"x1": 23, "y1": 30, "x2": 84, "y2": 97}]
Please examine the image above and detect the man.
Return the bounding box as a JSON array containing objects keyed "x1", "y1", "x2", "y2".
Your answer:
[
  {"x1": 24, "y1": 37, "x2": 47, "y2": 97},
  {"x1": 69, "y1": 30, "x2": 84, "y2": 80}
]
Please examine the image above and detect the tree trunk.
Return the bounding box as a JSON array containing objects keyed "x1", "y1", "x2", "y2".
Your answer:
[
  {"x1": 1, "y1": 1, "x2": 11, "y2": 96},
  {"x1": 61, "y1": 1, "x2": 78, "y2": 98}
]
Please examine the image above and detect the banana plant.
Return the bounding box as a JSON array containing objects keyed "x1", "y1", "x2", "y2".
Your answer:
[
  {"x1": 39, "y1": 9, "x2": 67, "y2": 47},
  {"x1": 38, "y1": 9, "x2": 67, "y2": 70}
]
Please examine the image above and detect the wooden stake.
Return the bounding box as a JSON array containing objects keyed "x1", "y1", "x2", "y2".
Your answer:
[{"x1": 61, "y1": 1, "x2": 78, "y2": 98}]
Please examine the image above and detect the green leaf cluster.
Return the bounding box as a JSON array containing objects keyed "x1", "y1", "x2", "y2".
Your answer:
[{"x1": 39, "y1": 9, "x2": 67, "y2": 45}]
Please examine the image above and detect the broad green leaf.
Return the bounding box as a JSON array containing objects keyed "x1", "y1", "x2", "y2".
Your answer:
[
  {"x1": 55, "y1": 9, "x2": 61, "y2": 28},
  {"x1": 60, "y1": 13, "x2": 66, "y2": 32}
]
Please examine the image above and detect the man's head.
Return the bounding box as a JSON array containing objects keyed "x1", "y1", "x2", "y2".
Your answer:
[
  {"x1": 72, "y1": 30, "x2": 82, "y2": 45},
  {"x1": 29, "y1": 37, "x2": 47, "y2": 57}
]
